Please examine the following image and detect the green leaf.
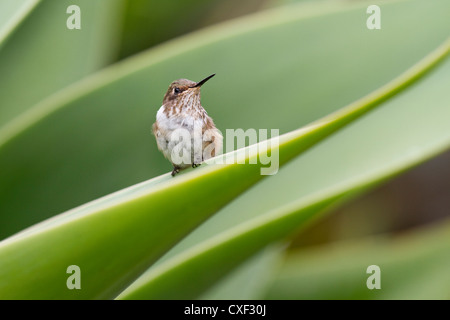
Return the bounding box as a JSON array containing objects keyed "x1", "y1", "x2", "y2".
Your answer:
[
  {"x1": 119, "y1": 50, "x2": 450, "y2": 299},
  {"x1": 0, "y1": 0, "x2": 449, "y2": 300},
  {"x1": 1, "y1": 29, "x2": 448, "y2": 300},
  {"x1": 0, "y1": 0, "x2": 124, "y2": 128},
  {"x1": 0, "y1": 97, "x2": 376, "y2": 299},
  {"x1": 264, "y1": 218, "x2": 450, "y2": 299},
  {"x1": 117, "y1": 40, "x2": 450, "y2": 299},
  {"x1": 199, "y1": 245, "x2": 285, "y2": 300},
  {"x1": 117, "y1": 0, "x2": 271, "y2": 59},
  {"x1": 0, "y1": 0, "x2": 40, "y2": 48},
  {"x1": 115, "y1": 0, "x2": 450, "y2": 297},
  {"x1": 1, "y1": 0, "x2": 448, "y2": 239}
]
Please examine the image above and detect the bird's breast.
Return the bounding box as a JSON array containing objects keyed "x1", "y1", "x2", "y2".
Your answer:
[{"x1": 156, "y1": 105, "x2": 205, "y2": 132}]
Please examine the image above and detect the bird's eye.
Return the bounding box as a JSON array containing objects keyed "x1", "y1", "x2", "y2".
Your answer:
[{"x1": 174, "y1": 87, "x2": 181, "y2": 94}]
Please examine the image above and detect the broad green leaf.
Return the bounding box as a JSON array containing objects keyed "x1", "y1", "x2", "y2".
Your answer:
[
  {"x1": 199, "y1": 245, "x2": 284, "y2": 300},
  {"x1": 116, "y1": 0, "x2": 450, "y2": 298},
  {"x1": 0, "y1": 0, "x2": 40, "y2": 48},
  {"x1": 3, "y1": 0, "x2": 448, "y2": 297},
  {"x1": 1, "y1": 0, "x2": 448, "y2": 240},
  {"x1": 266, "y1": 0, "x2": 326, "y2": 10},
  {"x1": 264, "y1": 218, "x2": 450, "y2": 299},
  {"x1": 118, "y1": 0, "x2": 270, "y2": 59},
  {"x1": 0, "y1": 0, "x2": 123, "y2": 128},
  {"x1": 0, "y1": 97, "x2": 382, "y2": 299},
  {"x1": 1, "y1": 31, "x2": 447, "y2": 299},
  {"x1": 117, "y1": 42, "x2": 450, "y2": 299}
]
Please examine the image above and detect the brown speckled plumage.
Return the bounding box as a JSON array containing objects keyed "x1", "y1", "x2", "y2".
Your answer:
[{"x1": 152, "y1": 75, "x2": 222, "y2": 176}]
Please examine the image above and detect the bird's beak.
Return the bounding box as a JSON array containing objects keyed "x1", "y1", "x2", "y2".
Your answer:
[{"x1": 191, "y1": 74, "x2": 216, "y2": 88}]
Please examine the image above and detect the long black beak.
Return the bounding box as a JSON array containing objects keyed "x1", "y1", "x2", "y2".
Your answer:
[{"x1": 192, "y1": 74, "x2": 215, "y2": 88}]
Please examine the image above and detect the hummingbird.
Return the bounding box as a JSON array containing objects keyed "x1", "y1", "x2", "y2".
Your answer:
[{"x1": 152, "y1": 74, "x2": 223, "y2": 176}]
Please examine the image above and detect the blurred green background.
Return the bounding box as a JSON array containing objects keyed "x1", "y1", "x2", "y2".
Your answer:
[{"x1": 0, "y1": 0, "x2": 449, "y2": 299}]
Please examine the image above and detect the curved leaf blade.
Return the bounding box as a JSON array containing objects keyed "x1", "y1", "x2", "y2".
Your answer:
[
  {"x1": 0, "y1": 0, "x2": 124, "y2": 128},
  {"x1": 1, "y1": 0, "x2": 448, "y2": 240},
  {"x1": 264, "y1": 218, "x2": 450, "y2": 299},
  {"x1": 0, "y1": 33, "x2": 448, "y2": 299},
  {"x1": 0, "y1": 0, "x2": 40, "y2": 48},
  {"x1": 117, "y1": 44, "x2": 450, "y2": 299}
]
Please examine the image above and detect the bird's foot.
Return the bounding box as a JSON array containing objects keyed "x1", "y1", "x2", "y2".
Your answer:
[{"x1": 171, "y1": 167, "x2": 180, "y2": 177}]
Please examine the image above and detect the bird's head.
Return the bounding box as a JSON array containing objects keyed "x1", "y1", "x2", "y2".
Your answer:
[{"x1": 163, "y1": 74, "x2": 215, "y2": 108}]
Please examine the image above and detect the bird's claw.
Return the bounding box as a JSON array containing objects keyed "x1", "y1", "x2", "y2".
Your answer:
[{"x1": 171, "y1": 167, "x2": 180, "y2": 177}]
